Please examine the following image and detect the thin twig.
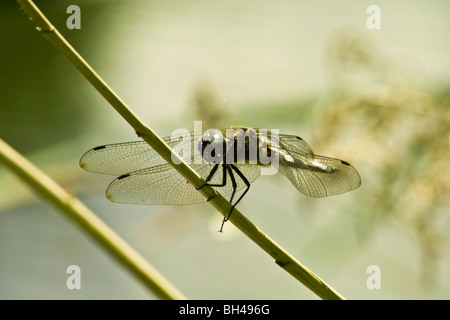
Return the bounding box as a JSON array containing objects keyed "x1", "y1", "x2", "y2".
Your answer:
[
  {"x1": 15, "y1": 0, "x2": 345, "y2": 300},
  {"x1": 0, "y1": 138, "x2": 186, "y2": 300}
]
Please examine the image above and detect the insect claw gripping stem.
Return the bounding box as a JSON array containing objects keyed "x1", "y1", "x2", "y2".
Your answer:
[{"x1": 195, "y1": 184, "x2": 206, "y2": 191}]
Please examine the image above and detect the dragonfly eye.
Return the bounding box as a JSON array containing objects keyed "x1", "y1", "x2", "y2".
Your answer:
[{"x1": 198, "y1": 131, "x2": 226, "y2": 164}]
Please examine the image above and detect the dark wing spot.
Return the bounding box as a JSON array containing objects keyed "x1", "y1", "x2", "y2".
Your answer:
[
  {"x1": 340, "y1": 160, "x2": 351, "y2": 166},
  {"x1": 93, "y1": 145, "x2": 107, "y2": 151},
  {"x1": 296, "y1": 136, "x2": 303, "y2": 141},
  {"x1": 117, "y1": 173, "x2": 131, "y2": 180}
]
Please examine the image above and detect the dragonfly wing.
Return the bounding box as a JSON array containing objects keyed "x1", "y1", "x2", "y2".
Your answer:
[
  {"x1": 106, "y1": 163, "x2": 261, "y2": 205},
  {"x1": 79, "y1": 131, "x2": 197, "y2": 175},
  {"x1": 106, "y1": 163, "x2": 208, "y2": 205},
  {"x1": 277, "y1": 134, "x2": 314, "y2": 157},
  {"x1": 277, "y1": 135, "x2": 361, "y2": 197},
  {"x1": 279, "y1": 155, "x2": 361, "y2": 197}
]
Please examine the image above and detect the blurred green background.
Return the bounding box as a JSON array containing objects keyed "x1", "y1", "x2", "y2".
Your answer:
[{"x1": 0, "y1": 0, "x2": 449, "y2": 299}]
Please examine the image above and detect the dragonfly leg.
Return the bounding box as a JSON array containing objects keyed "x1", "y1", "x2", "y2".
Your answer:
[
  {"x1": 218, "y1": 166, "x2": 238, "y2": 232},
  {"x1": 226, "y1": 166, "x2": 238, "y2": 204},
  {"x1": 196, "y1": 163, "x2": 250, "y2": 233},
  {"x1": 219, "y1": 164, "x2": 250, "y2": 232},
  {"x1": 196, "y1": 163, "x2": 226, "y2": 190}
]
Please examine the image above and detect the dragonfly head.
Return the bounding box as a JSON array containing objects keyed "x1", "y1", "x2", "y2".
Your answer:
[{"x1": 198, "y1": 130, "x2": 227, "y2": 164}]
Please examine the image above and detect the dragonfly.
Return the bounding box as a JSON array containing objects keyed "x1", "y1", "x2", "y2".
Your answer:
[{"x1": 79, "y1": 126, "x2": 361, "y2": 231}]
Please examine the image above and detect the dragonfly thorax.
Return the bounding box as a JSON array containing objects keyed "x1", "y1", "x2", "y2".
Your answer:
[
  {"x1": 198, "y1": 130, "x2": 228, "y2": 164},
  {"x1": 198, "y1": 127, "x2": 275, "y2": 165}
]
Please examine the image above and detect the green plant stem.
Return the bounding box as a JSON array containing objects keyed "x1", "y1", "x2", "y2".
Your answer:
[
  {"x1": 15, "y1": 0, "x2": 345, "y2": 300},
  {"x1": 0, "y1": 138, "x2": 186, "y2": 300}
]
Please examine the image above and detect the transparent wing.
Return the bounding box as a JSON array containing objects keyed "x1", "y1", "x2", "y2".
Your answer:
[
  {"x1": 277, "y1": 135, "x2": 361, "y2": 197},
  {"x1": 276, "y1": 134, "x2": 314, "y2": 158},
  {"x1": 80, "y1": 129, "x2": 261, "y2": 205},
  {"x1": 106, "y1": 163, "x2": 261, "y2": 205},
  {"x1": 79, "y1": 131, "x2": 197, "y2": 175}
]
